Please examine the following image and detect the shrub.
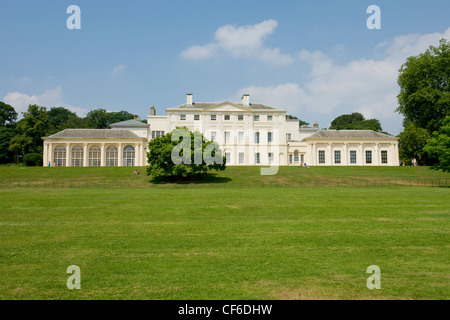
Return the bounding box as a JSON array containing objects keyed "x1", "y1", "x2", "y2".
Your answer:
[{"x1": 23, "y1": 153, "x2": 43, "y2": 166}]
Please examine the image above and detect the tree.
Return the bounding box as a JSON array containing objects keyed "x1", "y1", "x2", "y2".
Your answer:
[
  {"x1": 329, "y1": 112, "x2": 383, "y2": 132},
  {"x1": 398, "y1": 122, "x2": 432, "y2": 165},
  {"x1": 48, "y1": 107, "x2": 83, "y2": 133},
  {"x1": 0, "y1": 102, "x2": 18, "y2": 127},
  {"x1": 9, "y1": 104, "x2": 49, "y2": 155},
  {"x1": 86, "y1": 109, "x2": 137, "y2": 129},
  {"x1": 0, "y1": 126, "x2": 15, "y2": 164},
  {"x1": 286, "y1": 115, "x2": 309, "y2": 126},
  {"x1": 396, "y1": 39, "x2": 450, "y2": 133},
  {"x1": 147, "y1": 127, "x2": 226, "y2": 179},
  {"x1": 424, "y1": 116, "x2": 450, "y2": 172}
]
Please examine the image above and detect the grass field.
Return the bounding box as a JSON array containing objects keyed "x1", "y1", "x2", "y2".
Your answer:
[{"x1": 0, "y1": 166, "x2": 449, "y2": 299}]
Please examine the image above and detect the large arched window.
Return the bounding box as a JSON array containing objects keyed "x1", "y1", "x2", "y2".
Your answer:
[
  {"x1": 106, "y1": 146, "x2": 118, "y2": 167},
  {"x1": 123, "y1": 145, "x2": 135, "y2": 167},
  {"x1": 89, "y1": 146, "x2": 101, "y2": 167},
  {"x1": 71, "y1": 145, "x2": 84, "y2": 167},
  {"x1": 54, "y1": 146, "x2": 66, "y2": 167}
]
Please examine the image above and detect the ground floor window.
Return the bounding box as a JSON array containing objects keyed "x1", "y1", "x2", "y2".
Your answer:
[
  {"x1": 268, "y1": 153, "x2": 273, "y2": 163},
  {"x1": 123, "y1": 145, "x2": 135, "y2": 167},
  {"x1": 334, "y1": 150, "x2": 341, "y2": 164},
  {"x1": 225, "y1": 152, "x2": 231, "y2": 164},
  {"x1": 289, "y1": 154, "x2": 293, "y2": 164},
  {"x1": 106, "y1": 146, "x2": 118, "y2": 167},
  {"x1": 381, "y1": 150, "x2": 388, "y2": 164},
  {"x1": 54, "y1": 146, "x2": 66, "y2": 167},
  {"x1": 89, "y1": 146, "x2": 101, "y2": 167},
  {"x1": 71, "y1": 146, "x2": 84, "y2": 167},
  {"x1": 365, "y1": 150, "x2": 372, "y2": 164},
  {"x1": 239, "y1": 152, "x2": 244, "y2": 164},
  {"x1": 294, "y1": 150, "x2": 299, "y2": 164},
  {"x1": 255, "y1": 153, "x2": 260, "y2": 164},
  {"x1": 350, "y1": 150, "x2": 357, "y2": 164},
  {"x1": 318, "y1": 150, "x2": 325, "y2": 164}
]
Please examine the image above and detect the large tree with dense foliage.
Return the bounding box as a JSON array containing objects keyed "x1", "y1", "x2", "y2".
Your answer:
[
  {"x1": 86, "y1": 109, "x2": 137, "y2": 129},
  {"x1": 424, "y1": 116, "x2": 450, "y2": 172},
  {"x1": 9, "y1": 104, "x2": 49, "y2": 155},
  {"x1": 398, "y1": 122, "x2": 432, "y2": 165},
  {"x1": 147, "y1": 127, "x2": 226, "y2": 179},
  {"x1": 48, "y1": 107, "x2": 86, "y2": 133},
  {"x1": 396, "y1": 39, "x2": 450, "y2": 133},
  {"x1": 0, "y1": 102, "x2": 18, "y2": 127},
  {"x1": 329, "y1": 112, "x2": 383, "y2": 132}
]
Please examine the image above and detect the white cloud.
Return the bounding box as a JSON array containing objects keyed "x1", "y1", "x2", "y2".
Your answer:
[
  {"x1": 235, "y1": 27, "x2": 450, "y2": 134},
  {"x1": 112, "y1": 64, "x2": 126, "y2": 76},
  {"x1": 181, "y1": 19, "x2": 294, "y2": 66},
  {"x1": 2, "y1": 87, "x2": 87, "y2": 117}
]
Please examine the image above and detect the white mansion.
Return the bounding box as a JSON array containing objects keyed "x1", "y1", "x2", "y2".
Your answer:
[{"x1": 42, "y1": 94, "x2": 399, "y2": 167}]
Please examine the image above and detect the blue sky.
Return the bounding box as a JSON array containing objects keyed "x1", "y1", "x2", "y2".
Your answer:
[{"x1": 1, "y1": 0, "x2": 449, "y2": 134}]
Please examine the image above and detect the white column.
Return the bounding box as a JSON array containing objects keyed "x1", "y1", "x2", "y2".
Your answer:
[
  {"x1": 359, "y1": 143, "x2": 364, "y2": 165},
  {"x1": 66, "y1": 144, "x2": 70, "y2": 167},
  {"x1": 328, "y1": 143, "x2": 332, "y2": 166},
  {"x1": 83, "y1": 143, "x2": 88, "y2": 167},
  {"x1": 118, "y1": 144, "x2": 123, "y2": 167},
  {"x1": 43, "y1": 143, "x2": 48, "y2": 166},
  {"x1": 135, "y1": 144, "x2": 140, "y2": 166},
  {"x1": 142, "y1": 143, "x2": 146, "y2": 166},
  {"x1": 344, "y1": 143, "x2": 348, "y2": 166},
  {"x1": 101, "y1": 143, "x2": 106, "y2": 167},
  {"x1": 375, "y1": 143, "x2": 379, "y2": 165}
]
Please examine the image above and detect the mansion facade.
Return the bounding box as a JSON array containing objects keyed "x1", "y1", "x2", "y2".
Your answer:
[{"x1": 42, "y1": 94, "x2": 399, "y2": 167}]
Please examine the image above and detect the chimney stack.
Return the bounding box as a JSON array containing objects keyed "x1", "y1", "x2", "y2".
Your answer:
[
  {"x1": 150, "y1": 105, "x2": 156, "y2": 116},
  {"x1": 186, "y1": 93, "x2": 193, "y2": 106},
  {"x1": 313, "y1": 121, "x2": 319, "y2": 128},
  {"x1": 242, "y1": 94, "x2": 250, "y2": 107}
]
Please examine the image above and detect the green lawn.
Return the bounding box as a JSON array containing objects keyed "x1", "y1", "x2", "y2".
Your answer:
[{"x1": 0, "y1": 166, "x2": 449, "y2": 299}]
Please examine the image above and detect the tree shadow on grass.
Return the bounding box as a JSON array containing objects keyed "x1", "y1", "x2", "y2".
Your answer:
[{"x1": 149, "y1": 173, "x2": 232, "y2": 185}]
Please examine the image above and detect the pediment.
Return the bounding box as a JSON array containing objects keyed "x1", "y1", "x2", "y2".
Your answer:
[{"x1": 203, "y1": 102, "x2": 251, "y2": 112}]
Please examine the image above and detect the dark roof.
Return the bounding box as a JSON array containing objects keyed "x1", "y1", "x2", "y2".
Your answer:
[
  {"x1": 305, "y1": 130, "x2": 398, "y2": 141},
  {"x1": 44, "y1": 129, "x2": 143, "y2": 140},
  {"x1": 110, "y1": 119, "x2": 149, "y2": 127}
]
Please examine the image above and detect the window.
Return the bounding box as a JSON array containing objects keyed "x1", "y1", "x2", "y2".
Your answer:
[
  {"x1": 365, "y1": 150, "x2": 372, "y2": 164},
  {"x1": 224, "y1": 131, "x2": 231, "y2": 144},
  {"x1": 268, "y1": 132, "x2": 273, "y2": 143},
  {"x1": 381, "y1": 150, "x2": 388, "y2": 164},
  {"x1": 106, "y1": 146, "x2": 118, "y2": 167},
  {"x1": 123, "y1": 145, "x2": 135, "y2": 167},
  {"x1": 267, "y1": 115, "x2": 273, "y2": 121},
  {"x1": 239, "y1": 153, "x2": 244, "y2": 164},
  {"x1": 211, "y1": 115, "x2": 216, "y2": 121},
  {"x1": 255, "y1": 132, "x2": 260, "y2": 144},
  {"x1": 350, "y1": 150, "x2": 357, "y2": 164},
  {"x1": 152, "y1": 131, "x2": 164, "y2": 139},
  {"x1": 268, "y1": 153, "x2": 274, "y2": 163},
  {"x1": 238, "y1": 131, "x2": 244, "y2": 144},
  {"x1": 194, "y1": 115, "x2": 200, "y2": 120},
  {"x1": 180, "y1": 115, "x2": 186, "y2": 120},
  {"x1": 318, "y1": 150, "x2": 325, "y2": 164},
  {"x1": 334, "y1": 150, "x2": 341, "y2": 164},
  {"x1": 255, "y1": 153, "x2": 260, "y2": 164},
  {"x1": 210, "y1": 131, "x2": 216, "y2": 141},
  {"x1": 54, "y1": 146, "x2": 66, "y2": 167},
  {"x1": 254, "y1": 115, "x2": 260, "y2": 121},
  {"x1": 225, "y1": 152, "x2": 231, "y2": 164},
  {"x1": 289, "y1": 154, "x2": 293, "y2": 164},
  {"x1": 301, "y1": 154, "x2": 304, "y2": 164},
  {"x1": 238, "y1": 114, "x2": 244, "y2": 121},
  {"x1": 71, "y1": 145, "x2": 84, "y2": 167},
  {"x1": 224, "y1": 115, "x2": 230, "y2": 120},
  {"x1": 89, "y1": 146, "x2": 101, "y2": 167},
  {"x1": 286, "y1": 133, "x2": 292, "y2": 142},
  {"x1": 294, "y1": 150, "x2": 299, "y2": 164}
]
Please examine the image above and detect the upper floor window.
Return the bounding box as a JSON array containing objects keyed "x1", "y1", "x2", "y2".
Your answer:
[
  {"x1": 194, "y1": 115, "x2": 200, "y2": 120},
  {"x1": 255, "y1": 132, "x2": 260, "y2": 144},
  {"x1": 238, "y1": 114, "x2": 244, "y2": 121},
  {"x1": 180, "y1": 115, "x2": 186, "y2": 120},
  {"x1": 224, "y1": 115, "x2": 230, "y2": 120},
  {"x1": 254, "y1": 115, "x2": 260, "y2": 121},
  {"x1": 211, "y1": 115, "x2": 216, "y2": 121},
  {"x1": 210, "y1": 131, "x2": 217, "y2": 141},
  {"x1": 268, "y1": 132, "x2": 273, "y2": 143},
  {"x1": 267, "y1": 115, "x2": 273, "y2": 121},
  {"x1": 152, "y1": 131, "x2": 165, "y2": 139},
  {"x1": 286, "y1": 133, "x2": 292, "y2": 142}
]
